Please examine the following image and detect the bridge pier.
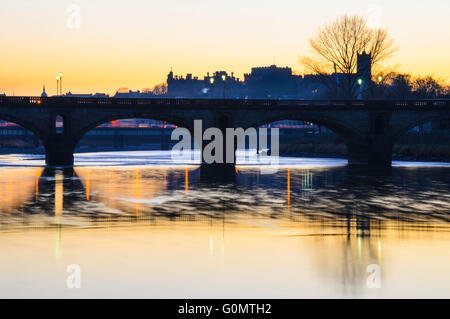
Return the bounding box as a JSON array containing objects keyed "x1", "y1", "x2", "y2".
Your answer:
[
  {"x1": 199, "y1": 163, "x2": 236, "y2": 182},
  {"x1": 198, "y1": 139, "x2": 237, "y2": 182},
  {"x1": 160, "y1": 129, "x2": 170, "y2": 150},
  {"x1": 45, "y1": 139, "x2": 75, "y2": 166},
  {"x1": 347, "y1": 137, "x2": 393, "y2": 167},
  {"x1": 198, "y1": 116, "x2": 237, "y2": 182}
]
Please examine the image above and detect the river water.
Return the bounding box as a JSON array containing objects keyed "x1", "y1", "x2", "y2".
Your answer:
[{"x1": 0, "y1": 151, "x2": 449, "y2": 298}]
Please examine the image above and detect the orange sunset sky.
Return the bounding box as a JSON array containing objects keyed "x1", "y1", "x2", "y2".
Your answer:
[{"x1": 1, "y1": 0, "x2": 449, "y2": 96}]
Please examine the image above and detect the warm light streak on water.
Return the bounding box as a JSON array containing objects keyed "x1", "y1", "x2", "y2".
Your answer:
[
  {"x1": 54, "y1": 171, "x2": 63, "y2": 217},
  {"x1": 185, "y1": 167, "x2": 189, "y2": 194},
  {"x1": 86, "y1": 169, "x2": 90, "y2": 201}
]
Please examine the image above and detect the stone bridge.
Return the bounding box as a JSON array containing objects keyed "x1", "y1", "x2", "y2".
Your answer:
[{"x1": 0, "y1": 96, "x2": 448, "y2": 170}]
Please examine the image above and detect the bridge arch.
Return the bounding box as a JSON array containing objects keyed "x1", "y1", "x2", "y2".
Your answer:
[
  {"x1": 0, "y1": 115, "x2": 46, "y2": 156},
  {"x1": 73, "y1": 111, "x2": 191, "y2": 145},
  {"x1": 73, "y1": 111, "x2": 191, "y2": 156},
  {"x1": 392, "y1": 112, "x2": 450, "y2": 161},
  {"x1": 55, "y1": 114, "x2": 65, "y2": 135},
  {"x1": 245, "y1": 113, "x2": 366, "y2": 146},
  {"x1": 0, "y1": 112, "x2": 46, "y2": 142},
  {"x1": 392, "y1": 113, "x2": 450, "y2": 140},
  {"x1": 238, "y1": 112, "x2": 376, "y2": 166}
]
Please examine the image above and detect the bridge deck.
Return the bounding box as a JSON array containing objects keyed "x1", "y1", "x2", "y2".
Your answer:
[{"x1": 0, "y1": 96, "x2": 449, "y2": 110}]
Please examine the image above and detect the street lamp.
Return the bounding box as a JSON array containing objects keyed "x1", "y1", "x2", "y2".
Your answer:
[
  {"x1": 209, "y1": 77, "x2": 215, "y2": 98},
  {"x1": 221, "y1": 74, "x2": 226, "y2": 98},
  {"x1": 59, "y1": 72, "x2": 63, "y2": 96},
  {"x1": 56, "y1": 75, "x2": 60, "y2": 96},
  {"x1": 357, "y1": 78, "x2": 364, "y2": 100},
  {"x1": 378, "y1": 75, "x2": 383, "y2": 83}
]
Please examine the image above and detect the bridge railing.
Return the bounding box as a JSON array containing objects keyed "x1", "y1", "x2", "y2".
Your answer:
[{"x1": 0, "y1": 96, "x2": 449, "y2": 108}]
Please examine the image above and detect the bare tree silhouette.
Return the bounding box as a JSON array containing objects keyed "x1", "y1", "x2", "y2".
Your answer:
[
  {"x1": 373, "y1": 73, "x2": 449, "y2": 99},
  {"x1": 142, "y1": 83, "x2": 168, "y2": 96},
  {"x1": 413, "y1": 76, "x2": 448, "y2": 98},
  {"x1": 300, "y1": 15, "x2": 396, "y2": 98}
]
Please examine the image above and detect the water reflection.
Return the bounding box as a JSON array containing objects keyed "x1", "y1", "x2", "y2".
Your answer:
[
  {"x1": 1, "y1": 164, "x2": 450, "y2": 235},
  {"x1": 0, "y1": 167, "x2": 43, "y2": 214},
  {"x1": 0, "y1": 162, "x2": 449, "y2": 297}
]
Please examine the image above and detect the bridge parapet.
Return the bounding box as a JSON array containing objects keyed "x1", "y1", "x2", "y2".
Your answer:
[{"x1": 1, "y1": 96, "x2": 449, "y2": 110}]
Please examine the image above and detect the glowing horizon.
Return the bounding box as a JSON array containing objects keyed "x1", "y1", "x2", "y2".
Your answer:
[{"x1": 1, "y1": 0, "x2": 449, "y2": 96}]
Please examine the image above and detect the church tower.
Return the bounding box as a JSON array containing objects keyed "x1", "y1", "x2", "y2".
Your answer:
[
  {"x1": 357, "y1": 52, "x2": 372, "y2": 99},
  {"x1": 357, "y1": 51, "x2": 372, "y2": 82},
  {"x1": 41, "y1": 85, "x2": 48, "y2": 97}
]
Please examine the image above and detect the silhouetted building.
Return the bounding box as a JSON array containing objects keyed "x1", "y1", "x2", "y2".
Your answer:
[
  {"x1": 167, "y1": 66, "x2": 330, "y2": 99},
  {"x1": 301, "y1": 74, "x2": 327, "y2": 99},
  {"x1": 356, "y1": 52, "x2": 372, "y2": 99},
  {"x1": 40, "y1": 86, "x2": 48, "y2": 98},
  {"x1": 165, "y1": 56, "x2": 373, "y2": 99},
  {"x1": 244, "y1": 65, "x2": 303, "y2": 98},
  {"x1": 113, "y1": 90, "x2": 154, "y2": 98},
  {"x1": 64, "y1": 92, "x2": 109, "y2": 98},
  {"x1": 166, "y1": 71, "x2": 245, "y2": 98}
]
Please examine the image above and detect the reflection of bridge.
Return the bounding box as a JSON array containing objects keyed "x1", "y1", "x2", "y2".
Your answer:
[{"x1": 0, "y1": 96, "x2": 449, "y2": 169}]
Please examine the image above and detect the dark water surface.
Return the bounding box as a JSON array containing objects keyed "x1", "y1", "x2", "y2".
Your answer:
[{"x1": 0, "y1": 151, "x2": 449, "y2": 298}]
